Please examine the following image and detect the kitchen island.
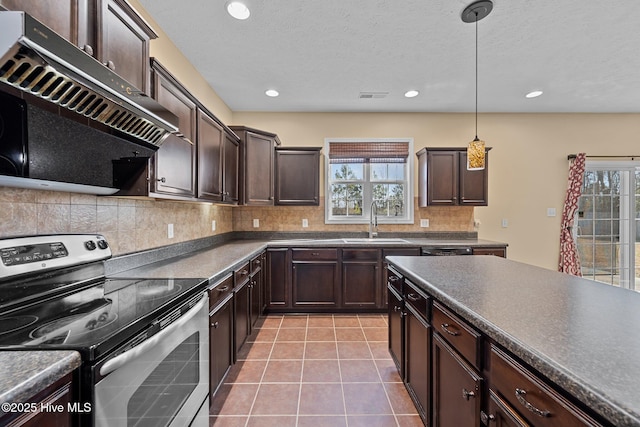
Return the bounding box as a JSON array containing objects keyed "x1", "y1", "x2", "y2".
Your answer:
[{"x1": 386, "y1": 255, "x2": 640, "y2": 427}]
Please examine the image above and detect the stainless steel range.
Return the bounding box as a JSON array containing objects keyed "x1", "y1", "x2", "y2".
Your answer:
[{"x1": 0, "y1": 234, "x2": 209, "y2": 427}]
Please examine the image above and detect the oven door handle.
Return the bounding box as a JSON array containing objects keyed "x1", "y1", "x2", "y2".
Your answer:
[{"x1": 99, "y1": 294, "x2": 206, "y2": 376}]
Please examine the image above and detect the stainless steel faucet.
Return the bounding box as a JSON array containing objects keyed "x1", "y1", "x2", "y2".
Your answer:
[{"x1": 369, "y1": 200, "x2": 378, "y2": 238}]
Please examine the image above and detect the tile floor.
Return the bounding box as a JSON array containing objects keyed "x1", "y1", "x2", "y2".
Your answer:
[{"x1": 209, "y1": 314, "x2": 423, "y2": 427}]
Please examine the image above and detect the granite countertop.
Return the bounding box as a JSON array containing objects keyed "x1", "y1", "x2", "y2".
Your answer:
[
  {"x1": 386, "y1": 255, "x2": 640, "y2": 427},
  {"x1": 0, "y1": 351, "x2": 81, "y2": 416},
  {"x1": 109, "y1": 237, "x2": 507, "y2": 281}
]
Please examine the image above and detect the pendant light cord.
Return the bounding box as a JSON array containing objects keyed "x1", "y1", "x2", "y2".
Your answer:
[{"x1": 474, "y1": 11, "x2": 478, "y2": 141}]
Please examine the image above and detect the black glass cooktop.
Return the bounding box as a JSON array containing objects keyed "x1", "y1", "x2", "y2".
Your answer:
[{"x1": 0, "y1": 276, "x2": 206, "y2": 361}]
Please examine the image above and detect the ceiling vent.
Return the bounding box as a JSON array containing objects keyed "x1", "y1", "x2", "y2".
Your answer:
[{"x1": 358, "y1": 92, "x2": 389, "y2": 99}]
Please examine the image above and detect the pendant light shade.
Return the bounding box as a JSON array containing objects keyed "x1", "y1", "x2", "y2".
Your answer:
[{"x1": 462, "y1": 0, "x2": 493, "y2": 171}]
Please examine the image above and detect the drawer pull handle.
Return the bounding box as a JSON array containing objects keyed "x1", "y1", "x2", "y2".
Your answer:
[
  {"x1": 217, "y1": 286, "x2": 230, "y2": 292},
  {"x1": 462, "y1": 388, "x2": 476, "y2": 400},
  {"x1": 393, "y1": 305, "x2": 402, "y2": 312},
  {"x1": 388, "y1": 276, "x2": 400, "y2": 282},
  {"x1": 240, "y1": 269, "x2": 248, "y2": 275},
  {"x1": 441, "y1": 323, "x2": 461, "y2": 336},
  {"x1": 406, "y1": 293, "x2": 420, "y2": 302},
  {"x1": 515, "y1": 388, "x2": 551, "y2": 418},
  {"x1": 211, "y1": 321, "x2": 219, "y2": 328},
  {"x1": 312, "y1": 252, "x2": 320, "y2": 256}
]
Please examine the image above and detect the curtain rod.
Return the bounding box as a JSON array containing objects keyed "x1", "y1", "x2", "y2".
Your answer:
[{"x1": 567, "y1": 154, "x2": 640, "y2": 160}]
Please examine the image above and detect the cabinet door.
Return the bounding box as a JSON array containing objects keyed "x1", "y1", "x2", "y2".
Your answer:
[
  {"x1": 150, "y1": 67, "x2": 196, "y2": 197},
  {"x1": 209, "y1": 298, "x2": 233, "y2": 398},
  {"x1": 223, "y1": 133, "x2": 239, "y2": 203},
  {"x1": 0, "y1": 0, "x2": 80, "y2": 45},
  {"x1": 427, "y1": 150, "x2": 459, "y2": 205},
  {"x1": 459, "y1": 151, "x2": 488, "y2": 206},
  {"x1": 405, "y1": 305, "x2": 431, "y2": 423},
  {"x1": 197, "y1": 110, "x2": 223, "y2": 201},
  {"x1": 245, "y1": 132, "x2": 275, "y2": 205},
  {"x1": 234, "y1": 281, "x2": 250, "y2": 358},
  {"x1": 292, "y1": 261, "x2": 340, "y2": 308},
  {"x1": 485, "y1": 390, "x2": 531, "y2": 427},
  {"x1": 433, "y1": 333, "x2": 483, "y2": 427},
  {"x1": 249, "y1": 272, "x2": 261, "y2": 330},
  {"x1": 97, "y1": 0, "x2": 153, "y2": 93},
  {"x1": 275, "y1": 148, "x2": 320, "y2": 205},
  {"x1": 267, "y1": 248, "x2": 289, "y2": 309},
  {"x1": 342, "y1": 249, "x2": 379, "y2": 308},
  {"x1": 387, "y1": 285, "x2": 403, "y2": 374}
]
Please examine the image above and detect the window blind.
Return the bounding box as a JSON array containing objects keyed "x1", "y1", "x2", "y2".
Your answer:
[{"x1": 328, "y1": 142, "x2": 409, "y2": 164}]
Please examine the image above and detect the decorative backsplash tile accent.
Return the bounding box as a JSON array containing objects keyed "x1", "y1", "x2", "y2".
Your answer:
[{"x1": 0, "y1": 188, "x2": 472, "y2": 255}]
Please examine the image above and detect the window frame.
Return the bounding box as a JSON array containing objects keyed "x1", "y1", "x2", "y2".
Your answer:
[{"x1": 324, "y1": 138, "x2": 414, "y2": 225}]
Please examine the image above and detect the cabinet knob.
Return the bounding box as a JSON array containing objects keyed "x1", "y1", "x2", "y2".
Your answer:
[
  {"x1": 82, "y1": 44, "x2": 94, "y2": 56},
  {"x1": 211, "y1": 321, "x2": 219, "y2": 328},
  {"x1": 480, "y1": 411, "x2": 495, "y2": 424},
  {"x1": 157, "y1": 177, "x2": 166, "y2": 183},
  {"x1": 104, "y1": 60, "x2": 116, "y2": 71}
]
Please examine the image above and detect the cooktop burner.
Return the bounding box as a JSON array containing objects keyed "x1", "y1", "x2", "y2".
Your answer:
[{"x1": 0, "y1": 315, "x2": 38, "y2": 335}]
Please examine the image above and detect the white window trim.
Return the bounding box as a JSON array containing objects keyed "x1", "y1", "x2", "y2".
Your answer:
[{"x1": 324, "y1": 137, "x2": 414, "y2": 225}]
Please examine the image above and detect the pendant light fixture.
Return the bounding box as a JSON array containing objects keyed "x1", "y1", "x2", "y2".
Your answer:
[{"x1": 461, "y1": 0, "x2": 493, "y2": 170}]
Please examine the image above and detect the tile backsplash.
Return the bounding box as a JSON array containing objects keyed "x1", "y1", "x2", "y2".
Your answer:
[{"x1": 0, "y1": 188, "x2": 473, "y2": 256}]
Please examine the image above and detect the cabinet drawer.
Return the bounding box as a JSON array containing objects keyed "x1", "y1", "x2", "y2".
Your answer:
[
  {"x1": 234, "y1": 261, "x2": 251, "y2": 286},
  {"x1": 432, "y1": 302, "x2": 481, "y2": 368},
  {"x1": 292, "y1": 248, "x2": 338, "y2": 261},
  {"x1": 404, "y1": 280, "x2": 429, "y2": 321},
  {"x1": 208, "y1": 274, "x2": 233, "y2": 310},
  {"x1": 342, "y1": 248, "x2": 378, "y2": 261},
  {"x1": 387, "y1": 266, "x2": 403, "y2": 294},
  {"x1": 251, "y1": 253, "x2": 263, "y2": 273},
  {"x1": 490, "y1": 345, "x2": 602, "y2": 427}
]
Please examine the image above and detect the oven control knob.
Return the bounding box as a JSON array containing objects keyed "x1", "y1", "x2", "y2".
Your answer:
[
  {"x1": 97, "y1": 240, "x2": 109, "y2": 250},
  {"x1": 85, "y1": 240, "x2": 97, "y2": 251}
]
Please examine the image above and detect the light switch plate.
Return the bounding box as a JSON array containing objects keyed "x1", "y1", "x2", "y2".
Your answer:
[
  {"x1": 168, "y1": 223, "x2": 174, "y2": 238},
  {"x1": 302, "y1": 219, "x2": 309, "y2": 228},
  {"x1": 253, "y1": 218, "x2": 260, "y2": 228},
  {"x1": 501, "y1": 219, "x2": 509, "y2": 228},
  {"x1": 211, "y1": 220, "x2": 216, "y2": 231},
  {"x1": 420, "y1": 219, "x2": 429, "y2": 227},
  {"x1": 547, "y1": 208, "x2": 557, "y2": 217}
]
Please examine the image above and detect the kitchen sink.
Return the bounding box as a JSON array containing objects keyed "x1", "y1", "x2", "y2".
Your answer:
[{"x1": 342, "y1": 238, "x2": 410, "y2": 243}]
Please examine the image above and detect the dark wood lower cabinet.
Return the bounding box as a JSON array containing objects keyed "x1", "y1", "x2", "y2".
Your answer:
[
  {"x1": 432, "y1": 333, "x2": 483, "y2": 427},
  {"x1": 266, "y1": 248, "x2": 289, "y2": 309},
  {"x1": 486, "y1": 390, "x2": 530, "y2": 427},
  {"x1": 209, "y1": 296, "x2": 233, "y2": 398},
  {"x1": 387, "y1": 284, "x2": 404, "y2": 374},
  {"x1": 292, "y1": 261, "x2": 340, "y2": 308},
  {"x1": 342, "y1": 260, "x2": 378, "y2": 308},
  {"x1": 404, "y1": 304, "x2": 431, "y2": 422},
  {"x1": 234, "y1": 280, "x2": 250, "y2": 359}
]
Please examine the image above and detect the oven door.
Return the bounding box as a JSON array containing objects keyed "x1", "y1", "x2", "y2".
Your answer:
[{"x1": 94, "y1": 294, "x2": 209, "y2": 427}]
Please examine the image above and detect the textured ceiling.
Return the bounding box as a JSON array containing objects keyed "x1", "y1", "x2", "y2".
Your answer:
[{"x1": 137, "y1": 0, "x2": 640, "y2": 113}]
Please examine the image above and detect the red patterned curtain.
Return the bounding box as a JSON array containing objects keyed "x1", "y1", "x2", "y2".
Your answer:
[{"x1": 558, "y1": 153, "x2": 586, "y2": 275}]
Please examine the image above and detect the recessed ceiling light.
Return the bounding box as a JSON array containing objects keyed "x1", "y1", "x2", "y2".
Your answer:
[
  {"x1": 265, "y1": 89, "x2": 279, "y2": 97},
  {"x1": 525, "y1": 90, "x2": 543, "y2": 98},
  {"x1": 226, "y1": 1, "x2": 250, "y2": 20},
  {"x1": 404, "y1": 90, "x2": 419, "y2": 98}
]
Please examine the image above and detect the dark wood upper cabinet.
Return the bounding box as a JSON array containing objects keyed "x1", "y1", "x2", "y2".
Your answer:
[
  {"x1": 197, "y1": 110, "x2": 223, "y2": 200},
  {"x1": 417, "y1": 147, "x2": 489, "y2": 207},
  {"x1": 275, "y1": 147, "x2": 321, "y2": 205},
  {"x1": 149, "y1": 60, "x2": 196, "y2": 198},
  {"x1": 96, "y1": 0, "x2": 156, "y2": 94},
  {"x1": 230, "y1": 126, "x2": 281, "y2": 206}
]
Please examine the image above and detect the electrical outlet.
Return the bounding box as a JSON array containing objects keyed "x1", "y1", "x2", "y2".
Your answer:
[
  {"x1": 168, "y1": 223, "x2": 174, "y2": 238},
  {"x1": 420, "y1": 219, "x2": 429, "y2": 227},
  {"x1": 211, "y1": 220, "x2": 216, "y2": 231},
  {"x1": 302, "y1": 218, "x2": 309, "y2": 228},
  {"x1": 253, "y1": 218, "x2": 260, "y2": 228},
  {"x1": 547, "y1": 208, "x2": 557, "y2": 217},
  {"x1": 501, "y1": 219, "x2": 509, "y2": 228}
]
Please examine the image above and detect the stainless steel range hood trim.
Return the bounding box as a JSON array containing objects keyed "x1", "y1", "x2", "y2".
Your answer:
[
  {"x1": 0, "y1": 11, "x2": 178, "y2": 148},
  {"x1": 0, "y1": 175, "x2": 118, "y2": 196}
]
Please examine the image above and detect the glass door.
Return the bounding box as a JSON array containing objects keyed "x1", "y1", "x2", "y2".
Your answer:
[{"x1": 576, "y1": 162, "x2": 640, "y2": 290}]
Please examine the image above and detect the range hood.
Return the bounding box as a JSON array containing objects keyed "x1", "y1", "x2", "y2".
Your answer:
[{"x1": 0, "y1": 11, "x2": 178, "y2": 148}]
